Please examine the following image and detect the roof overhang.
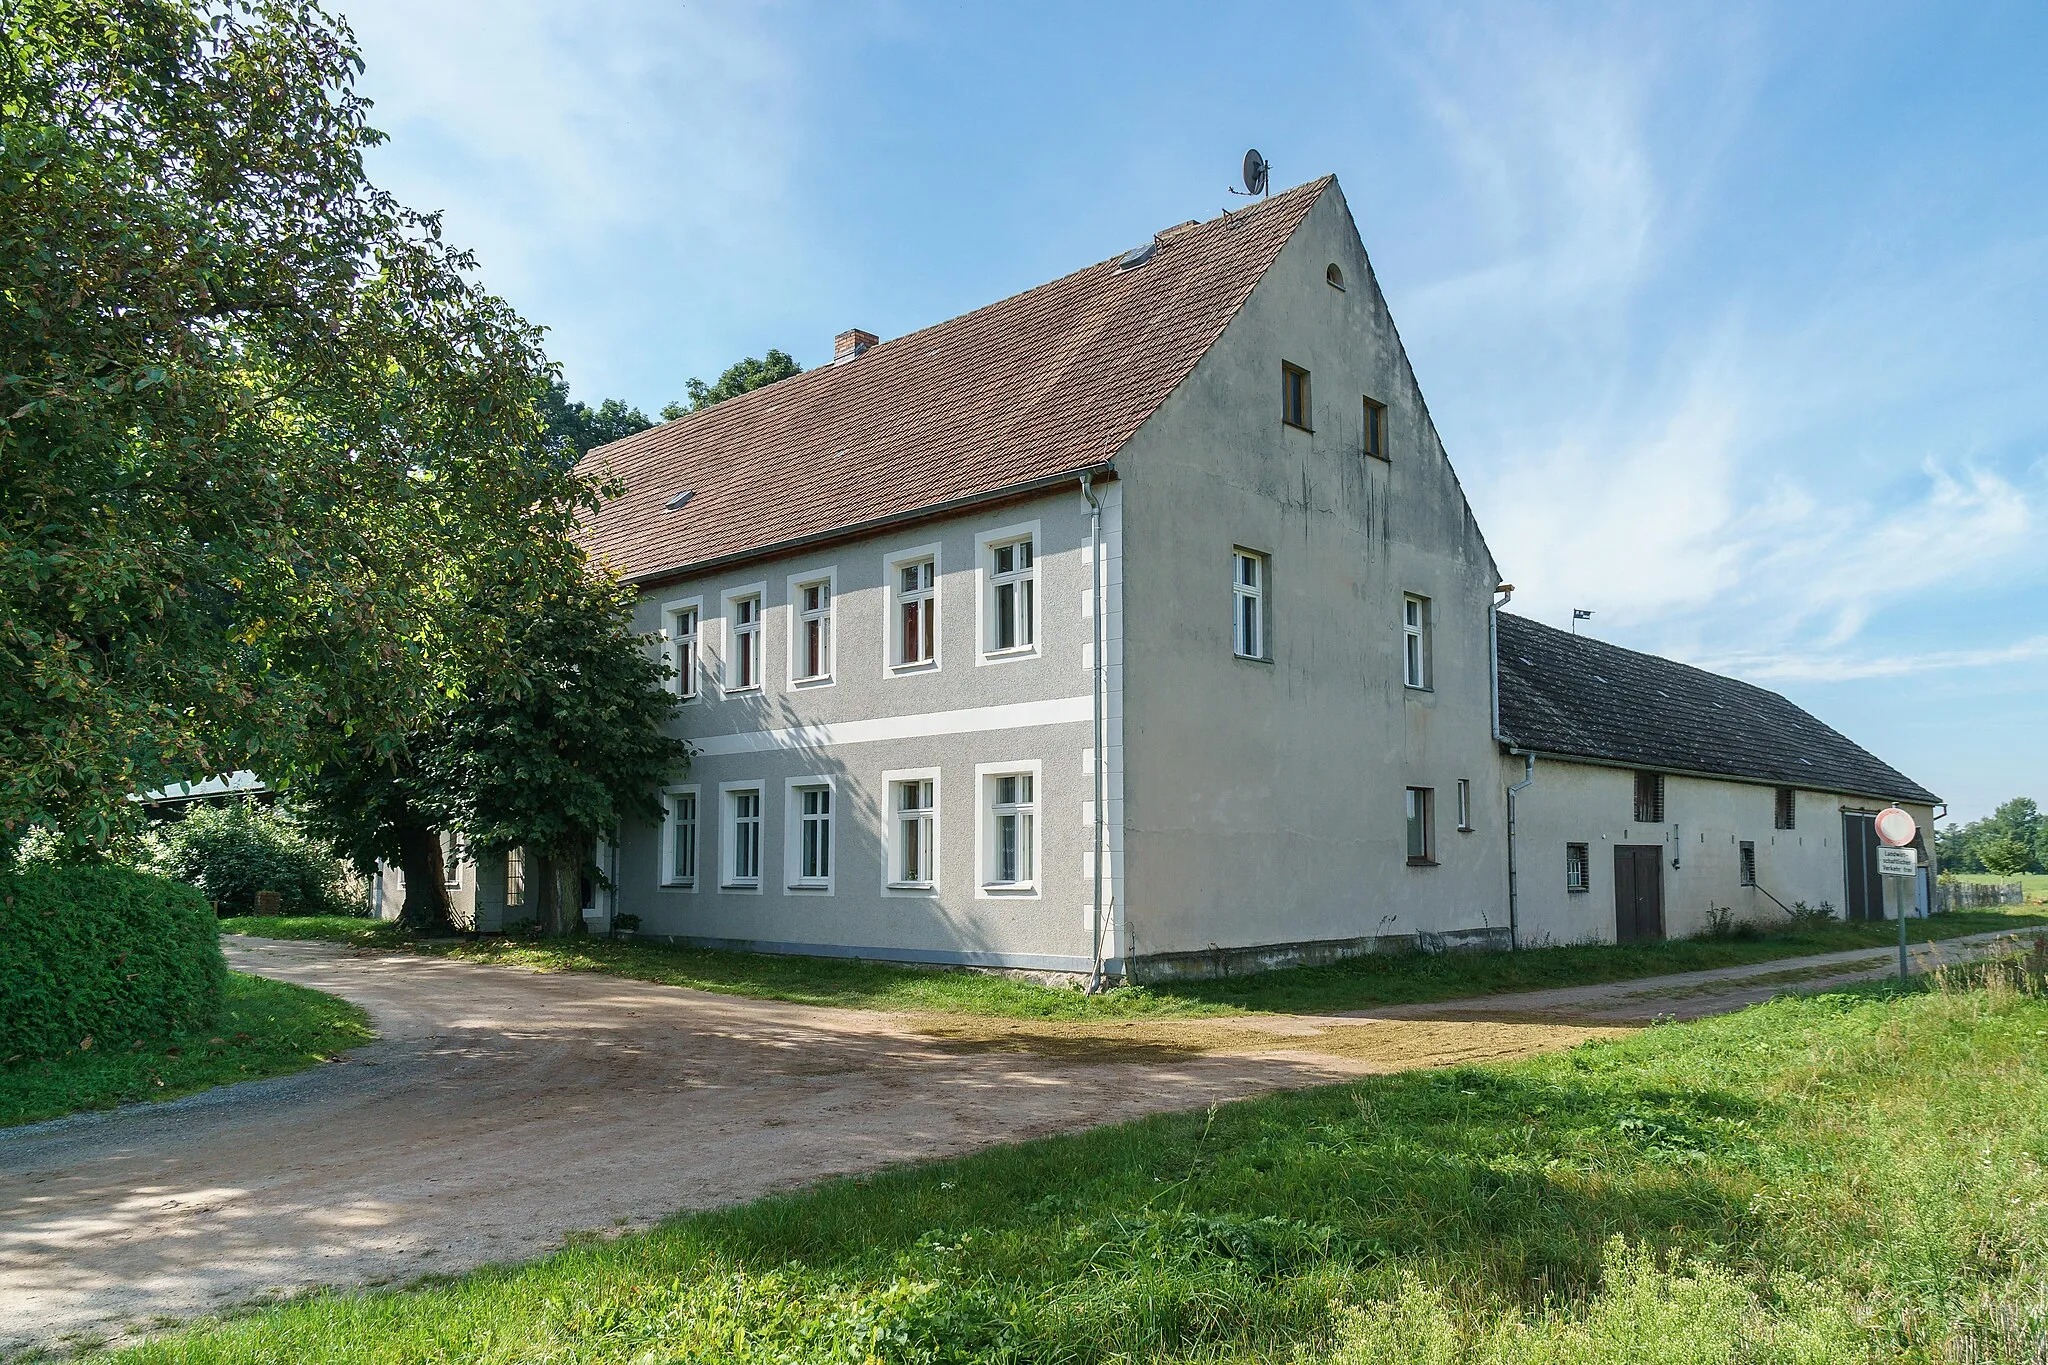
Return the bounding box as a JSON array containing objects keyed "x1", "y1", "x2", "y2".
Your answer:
[{"x1": 1494, "y1": 741, "x2": 1940, "y2": 809}]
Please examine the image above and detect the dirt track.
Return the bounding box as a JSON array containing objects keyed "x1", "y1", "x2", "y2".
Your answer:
[{"x1": 0, "y1": 927, "x2": 2027, "y2": 1355}]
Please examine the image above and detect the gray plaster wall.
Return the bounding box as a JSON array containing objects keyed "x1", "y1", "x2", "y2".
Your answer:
[
  {"x1": 612, "y1": 486, "x2": 1121, "y2": 973},
  {"x1": 1114, "y1": 180, "x2": 1511, "y2": 963},
  {"x1": 1505, "y1": 756, "x2": 1939, "y2": 943}
]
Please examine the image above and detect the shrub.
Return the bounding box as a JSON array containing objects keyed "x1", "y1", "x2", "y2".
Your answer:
[
  {"x1": 148, "y1": 800, "x2": 364, "y2": 917},
  {"x1": 1695, "y1": 904, "x2": 1761, "y2": 942},
  {"x1": 0, "y1": 862, "x2": 227, "y2": 1059},
  {"x1": 1784, "y1": 899, "x2": 1838, "y2": 930}
]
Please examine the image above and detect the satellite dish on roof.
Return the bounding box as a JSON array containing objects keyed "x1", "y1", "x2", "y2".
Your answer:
[{"x1": 1231, "y1": 149, "x2": 1271, "y2": 198}]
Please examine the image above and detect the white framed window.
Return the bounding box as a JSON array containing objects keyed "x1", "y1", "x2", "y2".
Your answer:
[
  {"x1": 1455, "y1": 778, "x2": 1473, "y2": 832},
  {"x1": 884, "y1": 768, "x2": 940, "y2": 892},
  {"x1": 786, "y1": 567, "x2": 836, "y2": 686},
  {"x1": 885, "y1": 544, "x2": 941, "y2": 673},
  {"x1": 1402, "y1": 593, "x2": 1432, "y2": 689},
  {"x1": 1405, "y1": 787, "x2": 1435, "y2": 865},
  {"x1": 722, "y1": 585, "x2": 766, "y2": 693},
  {"x1": 660, "y1": 597, "x2": 702, "y2": 700},
  {"x1": 441, "y1": 831, "x2": 465, "y2": 888},
  {"x1": 976, "y1": 761, "x2": 1041, "y2": 895},
  {"x1": 720, "y1": 783, "x2": 763, "y2": 890},
  {"x1": 784, "y1": 778, "x2": 834, "y2": 891},
  {"x1": 1566, "y1": 842, "x2": 1590, "y2": 892},
  {"x1": 976, "y1": 520, "x2": 1041, "y2": 662},
  {"x1": 1232, "y1": 549, "x2": 1267, "y2": 659},
  {"x1": 661, "y1": 786, "x2": 699, "y2": 888}
]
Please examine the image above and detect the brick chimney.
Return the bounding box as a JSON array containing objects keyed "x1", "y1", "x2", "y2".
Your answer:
[{"x1": 833, "y1": 328, "x2": 879, "y2": 363}]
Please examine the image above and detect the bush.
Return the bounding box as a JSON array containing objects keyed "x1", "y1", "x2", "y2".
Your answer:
[
  {"x1": 0, "y1": 862, "x2": 227, "y2": 1059},
  {"x1": 148, "y1": 800, "x2": 364, "y2": 917}
]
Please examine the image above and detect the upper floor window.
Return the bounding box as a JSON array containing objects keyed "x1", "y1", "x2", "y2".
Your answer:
[
  {"x1": 1233, "y1": 549, "x2": 1266, "y2": 659},
  {"x1": 897, "y1": 557, "x2": 936, "y2": 668},
  {"x1": 1363, "y1": 397, "x2": 1388, "y2": 461},
  {"x1": 1633, "y1": 771, "x2": 1666, "y2": 824},
  {"x1": 988, "y1": 536, "x2": 1036, "y2": 654},
  {"x1": 1325, "y1": 263, "x2": 1345, "y2": 290},
  {"x1": 1402, "y1": 594, "x2": 1432, "y2": 689},
  {"x1": 727, "y1": 593, "x2": 762, "y2": 691},
  {"x1": 1774, "y1": 787, "x2": 1797, "y2": 830},
  {"x1": 793, "y1": 576, "x2": 833, "y2": 683},
  {"x1": 1282, "y1": 362, "x2": 1312, "y2": 430},
  {"x1": 662, "y1": 602, "x2": 699, "y2": 699}
]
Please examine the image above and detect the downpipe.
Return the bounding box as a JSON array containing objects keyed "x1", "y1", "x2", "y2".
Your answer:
[
  {"x1": 1492, "y1": 584, "x2": 1533, "y2": 951},
  {"x1": 1081, "y1": 474, "x2": 1108, "y2": 992}
]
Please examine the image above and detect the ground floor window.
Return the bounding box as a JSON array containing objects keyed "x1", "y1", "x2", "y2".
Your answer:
[
  {"x1": 1405, "y1": 787, "x2": 1435, "y2": 865},
  {"x1": 664, "y1": 791, "x2": 698, "y2": 887},
  {"x1": 895, "y1": 779, "x2": 936, "y2": 887},
  {"x1": 1566, "y1": 842, "x2": 1590, "y2": 891},
  {"x1": 1739, "y1": 840, "x2": 1757, "y2": 887},
  {"x1": 795, "y1": 785, "x2": 832, "y2": 886},
  {"x1": 987, "y1": 771, "x2": 1036, "y2": 888},
  {"x1": 724, "y1": 788, "x2": 761, "y2": 887},
  {"x1": 506, "y1": 848, "x2": 526, "y2": 906}
]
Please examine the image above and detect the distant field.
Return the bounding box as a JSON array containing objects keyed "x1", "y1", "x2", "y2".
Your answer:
[{"x1": 1947, "y1": 871, "x2": 2048, "y2": 902}]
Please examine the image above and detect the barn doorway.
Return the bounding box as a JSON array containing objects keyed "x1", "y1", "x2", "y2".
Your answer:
[
  {"x1": 1614, "y1": 845, "x2": 1665, "y2": 943},
  {"x1": 1842, "y1": 811, "x2": 1884, "y2": 921}
]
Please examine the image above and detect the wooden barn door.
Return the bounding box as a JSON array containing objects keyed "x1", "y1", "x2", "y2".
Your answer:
[
  {"x1": 1614, "y1": 845, "x2": 1666, "y2": 943},
  {"x1": 1842, "y1": 812, "x2": 1883, "y2": 921}
]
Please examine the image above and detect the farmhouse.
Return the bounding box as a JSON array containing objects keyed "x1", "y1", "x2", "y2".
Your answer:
[{"x1": 447, "y1": 175, "x2": 1939, "y2": 979}]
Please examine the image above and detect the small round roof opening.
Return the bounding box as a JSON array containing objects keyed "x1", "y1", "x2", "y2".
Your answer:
[{"x1": 1326, "y1": 263, "x2": 1345, "y2": 290}]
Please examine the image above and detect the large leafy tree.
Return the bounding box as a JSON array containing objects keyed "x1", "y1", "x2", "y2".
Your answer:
[
  {"x1": 0, "y1": 0, "x2": 567, "y2": 855},
  {"x1": 428, "y1": 570, "x2": 689, "y2": 935},
  {"x1": 662, "y1": 348, "x2": 802, "y2": 420},
  {"x1": 539, "y1": 380, "x2": 653, "y2": 463}
]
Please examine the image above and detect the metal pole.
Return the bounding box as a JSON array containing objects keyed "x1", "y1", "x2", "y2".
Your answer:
[{"x1": 1897, "y1": 874, "x2": 1908, "y2": 983}]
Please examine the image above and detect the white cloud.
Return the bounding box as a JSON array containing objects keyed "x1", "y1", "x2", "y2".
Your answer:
[{"x1": 1695, "y1": 635, "x2": 2048, "y2": 684}]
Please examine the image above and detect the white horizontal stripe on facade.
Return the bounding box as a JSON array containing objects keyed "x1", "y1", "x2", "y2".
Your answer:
[{"x1": 688, "y1": 694, "x2": 1093, "y2": 757}]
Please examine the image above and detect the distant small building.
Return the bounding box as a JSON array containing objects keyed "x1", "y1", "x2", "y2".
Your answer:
[{"x1": 1496, "y1": 614, "x2": 1939, "y2": 944}]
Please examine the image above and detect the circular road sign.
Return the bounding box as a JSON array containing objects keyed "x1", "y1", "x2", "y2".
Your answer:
[{"x1": 1873, "y1": 806, "x2": 1918, "y2": 848}]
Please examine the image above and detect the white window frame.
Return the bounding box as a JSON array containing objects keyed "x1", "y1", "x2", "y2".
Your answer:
[
  {"x1": 785, "y1": 566, "x2": 837, "y2": 688},
  {"x1": 660, "y1": 784, "x2": 700, "y2": 889},
  {"x1": 1455, "y1": 778, "x2": 1473, "y2": 832},
  {"x1": 659, "y1": 595, "x2": 703, "y2": 701},
  {"x1": 1232, "y1": 548, "x2": 1267, "y2": 660},
  {"x1": 883, "y1": 543, "x2": 942, "y2": 676},
  {"x1": 782, "y1": 776, "x2": 836, "y2": 893},
  {"x1": 1403, "y1": 593, "x2": 1433, "y2": 690},
  {"x1": 975, "y1": 519, "x2": 1041, "y2": 664},
  {"x1": 718, "y1": 781, "x2": 765, "y2": 892},
  {"x1": 441, "y1": 831, "x2": 465, "y2": 889},
  {"x1": 975, "y1": 760, "x2": 1042, "y2": 898},
  {"x1": 721, "y1": 583, "x2": 767, "y2": 695},
  {"x1": 882, "y1": 766, "x2": 941, "y2": 895}
]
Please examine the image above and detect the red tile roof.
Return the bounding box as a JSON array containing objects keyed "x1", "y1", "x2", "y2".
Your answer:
[{"x1": 578, "y1": 177, "x2": 1334, "y2": 584}]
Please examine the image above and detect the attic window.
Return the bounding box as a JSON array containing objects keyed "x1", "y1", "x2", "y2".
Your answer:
[
  {"x1": 665, "y1": 489, "x2": 694, "y2": 511},
  {"x1": 1326, "y1": 263, "x2": 1345, "y2": 290}
]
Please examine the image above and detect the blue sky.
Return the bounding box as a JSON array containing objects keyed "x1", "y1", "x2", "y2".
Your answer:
[{"x1": 336, "y1": 1, "x2": 2046, "y2": 824}]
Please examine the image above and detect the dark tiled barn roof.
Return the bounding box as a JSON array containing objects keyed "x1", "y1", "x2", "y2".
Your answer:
[
  {"x1": 577, "y1": 178, "x2": 1333, "y2": 584},
  {"x1": 1496, "y1": 613, "x2": 1938, "y2": 805}
]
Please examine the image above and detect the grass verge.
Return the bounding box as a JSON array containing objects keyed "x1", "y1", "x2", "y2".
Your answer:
[
  {"x1": 107, "y1": 966, "x2": 2048, "y2": 1362},
  {"x1": 221, "y1": 906, "x2": 2048, "y2": 1020},
  {"x1": 1, "y1": 972, "x2": 373, "y2": 1127}
]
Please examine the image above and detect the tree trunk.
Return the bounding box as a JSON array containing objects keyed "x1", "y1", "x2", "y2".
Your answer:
[
  {"x1": 396, "y1": 823, "x2": 453, "y2": 934},
  {"x1": 530, "y1": 836, "x2": 596, "y2": 937}
]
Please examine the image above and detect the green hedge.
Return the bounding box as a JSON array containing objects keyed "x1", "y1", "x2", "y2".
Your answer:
[
  {"x1": 0, "y1": 862, "x2": 227, "y2": 1059},
  {"x1": 150, "y1": 800, "x2": 364, "y2": 917}
]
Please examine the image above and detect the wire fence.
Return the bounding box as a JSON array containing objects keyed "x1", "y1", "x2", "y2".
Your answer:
[{"x1": 1935, "y1": 879, "x2": 2026, "y2": 913}]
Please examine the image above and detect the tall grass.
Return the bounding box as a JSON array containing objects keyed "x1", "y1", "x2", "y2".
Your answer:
[{"x1": 110, "y1": 968, "x2": 2048, "y2": 1362}]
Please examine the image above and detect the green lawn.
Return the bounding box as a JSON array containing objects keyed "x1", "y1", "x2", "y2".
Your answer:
[
  {"x1": 106, "y1": 966, "x2": 2048, "y2": 1362},
  {"x1": 1, "y1": 972, "x2": 374, "y2": 1127},
  {"x1": 222, "y1": 905, "x2": 2048, "y2": 1021}
]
